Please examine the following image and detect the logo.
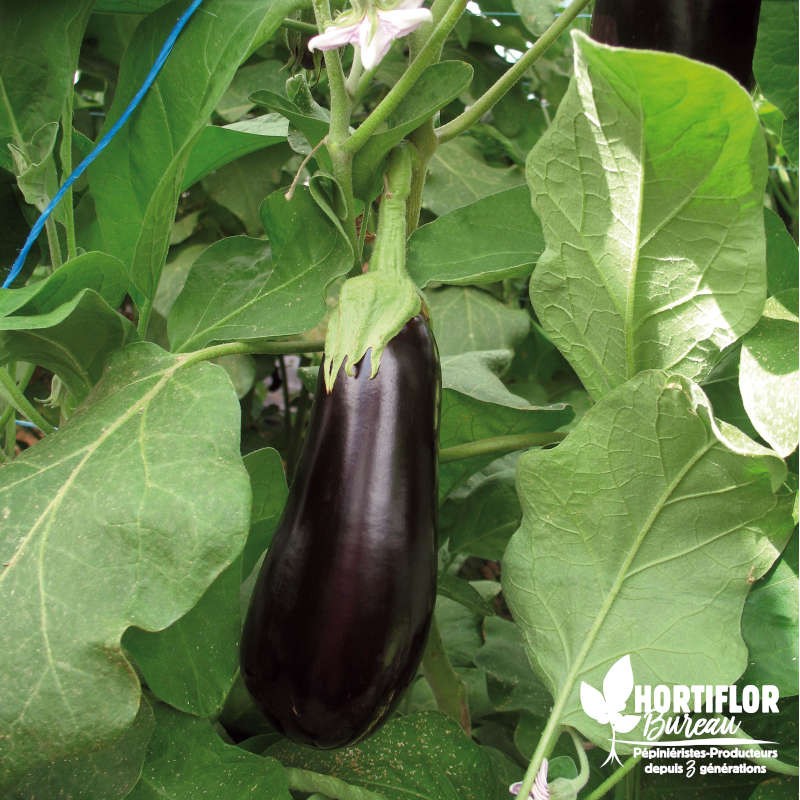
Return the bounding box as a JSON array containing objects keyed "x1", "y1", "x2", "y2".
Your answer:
[
  {"x1": 580, "y1": 655, "x2": 781, "y2": 773},
  {"x1": 580, "y1": 655, "x2": 640, "y2": 765}
]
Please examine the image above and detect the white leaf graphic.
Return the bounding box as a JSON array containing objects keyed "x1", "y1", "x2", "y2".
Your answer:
[
  {"x1": 611, "y1": 713, "x2": 641, "y2": 734},
  {"x1": 580, "y1": 681, "x2": 610, "y2": 724},
  {"x1": 602, "y1": 655, "x2": 634, "y2": 715}
]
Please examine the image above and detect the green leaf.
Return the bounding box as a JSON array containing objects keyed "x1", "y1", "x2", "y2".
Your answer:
[
  {"x1": 203, "y1": 145, "x2": 293, "y2": 235},
  {"x1": 750, "y1": 779, "x2": 800, "y2": 800},
  {"x1": 352, "y1": 61, "x2": 474, "y2": 201},
  {"x1": 741, "y1": 531, "x2": 799, "y2": 696},
  {"x1": 510, "y1": 0, "x2": 561, "y2": 36},
  {"x1": 127, "y1": 703, "x2": 291, "y2": 800},
  {"x1": 182, "y1": 114, "x2": 289, "y2": 190},
  {"x1": 168, "y1": 187, "x2": 352, "y2": 352},
  {"x1": 755, "y1": 0, "x2": 799, "y2": 164},
  {"x1": 474, "y1": 617, "x2": 552, "y2": 715},
  {"x1": 427, "y1": 286, "x2": 531, "y2": 357},
  {"x1": 528, "y1": 32, "x2": 767, "y2": 400},
  {"x1": 93, "y1": 0, "x2": 171, "y2": 11},
  {"x1": 765, "y1": 209, "x2": 799, "y2": 295},
  {"x1": 441, "y1": 458, "x2": 521, "y2": 560},
  {"x1": 437, "y1": 574, "x2": 496, "y2": 619},
  {"x1": 250, "y1": 89, "x2": 331, "y2": 169},
  {"x1": 435, "y1": 594, "x2": 485, "y2": 666},
  {"x1": 217, "y1": 61, "x2": 287, "y2": 122},
  {"x1": 408, "y1": 186, "x2": 543, "y2": 287},
  {"x1": 740, "y1": 290, "x2": 799, "y2": 457},
  {"x1": 0, "y1": 290, "x2": 136, "y2": 401},
  {"x1": 242, "y1": 447, "x2": 288, "y2": 577},
  {"x1": 502, "y1": 370, "x2": 792, "y2": 752},
  {"x1": 439, "y1": 350, "x2": 571, "y2": 496},
  {"x1": 88, "y1": 0, "x2": 301, "y2": 304},
  {"x1": 8, "y1": 697, "x2": 155, "y2": 800},
  {"x1": 0, "y1": 251, "x2": 128, "y2": 318},
  {"x1": 266, "y1": 711, "x2": 506, "y2": 800},
  {"x1": 0, "y1": 342, "x2": 250, "y2": 787},
  {"x1": 425, "y1": 139, "x2": 525, "y2": 216},
  {"x1": 0, "y1": 2, "x2": 93, "y2": 172},
  {"x1": 123, "y1": 561, "x2": 242, "y2": 718}
]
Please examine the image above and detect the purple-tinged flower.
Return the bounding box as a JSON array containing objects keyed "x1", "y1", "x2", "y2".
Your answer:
[{"x1": 308, "y1": 0, "x2": 432, "y2": 70}]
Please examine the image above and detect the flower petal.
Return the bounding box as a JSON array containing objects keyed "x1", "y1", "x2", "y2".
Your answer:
[
  {"x1": 377, "y1": 6, "x2": 432, "y2": 38},
  {"x1": 358, "y1": 16, "x2": 394, "y2": 69},
  {"x1": 308, "y1": 21, "x2": 362, "y2": 52}
]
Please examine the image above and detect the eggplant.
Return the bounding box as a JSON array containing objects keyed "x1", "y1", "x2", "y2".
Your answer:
[
  {"x1": 241, "y1": 314, "x2": 439, "y2": 748},
  {"x1": 590, "y1": 0, "x2": 761, "y2": 88}
]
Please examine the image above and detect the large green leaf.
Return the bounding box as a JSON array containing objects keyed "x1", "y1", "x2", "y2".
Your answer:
[
  {"x1": 266, "y1": 712, "x2": 506, "y2": 800},
  {"x1": 740, "y1": 290, "x2": 799, "y2": 457},
  {"x1": 741, "y1": 531, "x2": 799, "y2": 696},
  {"x1": 87, "y1": 0, "x2": 301, "y2": 304},
  {"x1": 8, "y1": 698, "x2": 155, "y2": 800},
  {"x1": 764, "y1": 208, "x2": 798, "y2": 296},
  {"x1": 528, "y1": 32, "x2": 767, "y2": 400},
  {"x1": 426, "y1": 286, "x2": 531, "y2": 357},
  {"x1": 127, "y1": 703, "x2": 291, "y2": 800},
  {"x1": 755, "y1": 0, "x2": 799, "y2": 164},
  {"x1": 182, "y1": 114, "x2": 289, "y2": 190},
  {"x1": 168, "y1": 187, "x2": 352, "y2": 352},
  {"x1": 408, "y1": 186, "x2": 543, "y2": 287},
  {"x1": 123, "y1": 562, "x2": 242, "y2": 718},
  {"x1": 425, "y1": 139, "x2": 525, "y2": 216},
  {"x1": 0, "y1": 343, "x2": 250, "y2": 787},
  {"x1": 0, "y1": 251, "x2": 128, "y2": 318},
  {"x1": 0, "y1": 290, "x2": 136, "y2": 401},
  {"x1": 0, "y1": 2, "x2": 93, "y2": 172},
  {"x1": 441, "y1": 457, "x2": 521, "y2": 561},
  {"x1": 503, "y1": 370, "x2": 792, "y2": 752}
]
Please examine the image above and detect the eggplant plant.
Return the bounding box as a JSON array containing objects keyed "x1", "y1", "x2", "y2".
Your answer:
[{"x1": 0, "y1": 1, "x2": 797, "y2": 799}]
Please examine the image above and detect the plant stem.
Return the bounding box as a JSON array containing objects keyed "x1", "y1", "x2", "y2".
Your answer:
[
  {"x1": 0, "y1": 368, "x2": 56, "y2": 434},
  {"x1": 342, "y1": 0, "x2": 468, "y2": 155},
  {"x1": 421, "y1": 613, "x2": 471, "y2": 733},
  {"x1": 44, "y1": 216, "x2": 63, "y2": 270},
  {"x1": 436, "y1": 0, "x2": 591, "y2": 143},
  {"x1": 137, "y1": 299, "x2": 153, "y2": 339},
  {"x1": 517, "y1": 709, "x2": 565, "y2": 800},
  {"x1": 438, "y1": 431, "x2": 565, "y2": 463},
  {"x1": 583, "y1": 756, "x2": 642, "y2": 800},
  {"x1": 281, "y1": 17, "x2": 318, "y2": 35},
  {"x1": 285, "y1": 767, "x2": 386, "y2": 800},
  {"x1": 61, "y1": 97, "x2": 78, "y2": 262},
  {"x1": 311, "y1": 0, "x2": 358, "y2": 256},
  {"x1": 181, "y1": 338, "x2": 325, "y2": 368}
]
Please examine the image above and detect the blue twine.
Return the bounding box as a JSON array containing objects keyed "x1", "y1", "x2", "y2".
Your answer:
[{"x1": 2, "y1": 0, "x2": 205, "y2": 290}]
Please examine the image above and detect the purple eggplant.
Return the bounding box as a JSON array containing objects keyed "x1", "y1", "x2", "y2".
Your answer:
[
  {"x1": 241, "y1": 314, "x2": 439, "y2": 748},
  {"x1": 590, "y1": 0, "x2": 762, "y2": 88}
]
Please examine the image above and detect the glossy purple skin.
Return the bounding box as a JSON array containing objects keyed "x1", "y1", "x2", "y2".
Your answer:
[
  {"x1": 590, "y1": 0, "x2": 761, "y2": 89},
  {"x1": 241, "y1": 315, "x2": 440, "y2": 748}
]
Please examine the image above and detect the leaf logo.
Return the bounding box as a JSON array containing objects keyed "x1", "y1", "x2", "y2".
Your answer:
[{"x1": 580, "y1": 655, "x2": 640, "y2": 766}]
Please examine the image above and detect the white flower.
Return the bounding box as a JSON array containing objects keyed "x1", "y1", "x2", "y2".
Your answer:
[{"x1": 308, "y1": 0, "x2": 432, "y2": 70}]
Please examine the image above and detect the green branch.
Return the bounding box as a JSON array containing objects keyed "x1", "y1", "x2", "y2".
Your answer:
[
  {"x1": 583, "y1": 755, "x2": 642, "y2": 800},
  {"x1": 281, "y1": 17, "x2": 318, "y2": 35},
  {"x1": 422, "y1": 613, "x2": 470, "y2": 733},
  {"x1": 438, "y1": 431, "x2": 564, "y2": 463},
  {"x1": 342, "y1": 0, "x2": 468, "y2": 155},
  {"x1": 181, "y1": 338, "x2": 325, "y2": 368},
  {"x1": 436, "y1": 0, "x2": 591, "y2": 143}
]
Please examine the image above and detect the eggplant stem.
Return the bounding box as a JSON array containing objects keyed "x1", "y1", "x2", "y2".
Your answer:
[{"x1": 439, "y1": 431, "x2": 565, "y2": 463}]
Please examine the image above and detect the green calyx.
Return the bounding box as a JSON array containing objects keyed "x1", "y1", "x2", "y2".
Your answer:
[{"x1": 323, "y1": 145, "x2": 421, "y2": 391}]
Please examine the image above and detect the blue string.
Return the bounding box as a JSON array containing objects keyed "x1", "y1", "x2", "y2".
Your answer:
[{"x1": 2, "y1": 0, "x2": 205, "y2": 290}]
